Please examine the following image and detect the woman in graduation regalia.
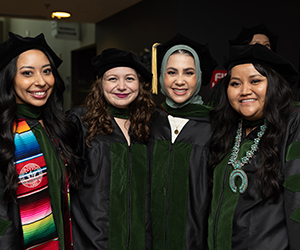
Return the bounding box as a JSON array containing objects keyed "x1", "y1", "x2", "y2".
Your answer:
[
  {"x1": 149, "y1": 33, "x2": 217, "y2": 250},
  {"x1": 69, "y1": 48, "x2": 156, "y2": 250},
  {"x1": 208, "y1": 23, "x2": 278, "y2": 108},
  {"x1": 229, "y1": 23, "x2": 278, "y2": 51},
  {"x1": 208, "y1": 44, "x2": 300, "y2": 250},
  {"x1": 0, "y1": 32, "x2": 82, "y2": 250}
]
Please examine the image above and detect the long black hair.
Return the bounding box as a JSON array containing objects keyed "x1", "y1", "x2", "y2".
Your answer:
[
  {"x1": 208, "y1": 63, "x2": 295, "y2": 202},
  {"x1": 0, "y1": 49, "x2": 82, "y2": 202}
]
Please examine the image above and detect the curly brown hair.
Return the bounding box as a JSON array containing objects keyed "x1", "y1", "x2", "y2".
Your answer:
[{"x1": 83, "y1": 73, "x2": 155, "y2": 146}]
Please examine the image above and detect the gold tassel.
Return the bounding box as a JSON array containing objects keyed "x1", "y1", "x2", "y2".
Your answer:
[{"x1": 151, "y1": 42, "x2": 160, "y2": 94}]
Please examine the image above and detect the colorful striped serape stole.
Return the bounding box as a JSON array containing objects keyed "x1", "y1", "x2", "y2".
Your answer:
[{"x1": 14, "y1": 119, "x2": 60, "y2": 250}]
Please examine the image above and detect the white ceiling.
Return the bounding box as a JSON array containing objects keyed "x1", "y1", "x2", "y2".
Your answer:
[{"x1": 0, "y1": 0, "x2": 142, "y2": 23}]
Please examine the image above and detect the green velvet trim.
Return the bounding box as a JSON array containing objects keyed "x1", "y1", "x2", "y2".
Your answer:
[
  {"x1": 109, "y1": 142, "x2": 129, "y2": 249},
  {"x1": 286, "y1": 141, "x2": 300, "y2": 162},
  {"x1": 150, "y1": 140, "x2": 192, "y2": 250},
  {"x1": 208, "y1": 153, "x2": 233, "y2": 250},
  {"x1": 161, "y1": 102, "x2": 212, "y2": 118},
  {"x1": 32, "y1": 124, "x2": 65, "y2": 250},
  {"x1": 0, "y1": 219, "x2": 12, "y2": 236},
  {"x1": 208, "y1": 139, "x2": 253, "y2": 250},
  {"x1": 290, "y1": 207, "x2": 300, "y2": 224},
  {"x1": 236, "y1": 139, "x2": 253, "y2": 158},
  {"x1": 17, "y1": 103, "x2": 43, "y2": 119},
  {"x1": 129, "y1": 144, "x2": 147, "y2": 249},
  {"x1": 283, "y1": 174, "x2": 300, "y2": 192},
  {"x1": 167, "y1": 142, "x2": 192, "y2": 250},
  {"x1": 108, "y1": 105, "x2": 130, "y2": 119},
  {"x1": 151, "y1": 140, "x2": 171, "y2": 250}
]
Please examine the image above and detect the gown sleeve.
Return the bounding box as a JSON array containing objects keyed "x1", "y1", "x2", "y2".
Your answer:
[
  {"x1": 281, "y1": 108, "x2": 300, "y2": 249},
  {"x1": 0, "y1": 171, "x2": 23, "y2": 249},
  {"x1": 67, "y1": 106, "x2": 115, "y2": 249},
  {"x1": 71, "y1": 141, "x2": 111, "y2": 249},
  {"x1": 66, "y1": 106, "x2": 87, "y2": 160}
]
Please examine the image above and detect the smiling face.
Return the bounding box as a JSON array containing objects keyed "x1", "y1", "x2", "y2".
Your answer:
[
  {"x1": 249, "y1": 34, "x2": 271, "y2": 50},
  {"x1": 164, "y1": 53, "x2": 197, "y2": 104},
  {"x1": 227, "y1": 63, "x2": 268, "y2": 121},
  {"x1": 14, "y1": 49, "x2": 55, "y2": 107},
  {"x1": 102, "y1": 67, "x2": 140, "y2": 108}
]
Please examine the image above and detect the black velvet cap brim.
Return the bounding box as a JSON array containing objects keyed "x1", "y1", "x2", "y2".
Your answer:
[
  {"x1": 155, "y1": 33, "x2": 218, "y2": 86},
  {"x1": 92, "y1": 48, "x2": 152, "y2": 83},
  {"x1": 224, "y1": 44, "x2": 299, "y2": 85},
  {"x1": 0, "y1": 32, "x2": 62, "y2": 71}
]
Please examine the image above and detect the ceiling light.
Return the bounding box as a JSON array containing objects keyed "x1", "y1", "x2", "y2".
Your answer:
[{"x1": 51, "y1": 11, "x2": 71, "y2": 19}]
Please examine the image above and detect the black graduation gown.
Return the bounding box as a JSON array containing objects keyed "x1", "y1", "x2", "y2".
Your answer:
[
  {"x1": 69, "y1": 106, "x2": 151, "y2": 250},
  {"x1": 0, "y1": 172, "x2": 23, "y2": 250},
  {"x1": 149, "y1": 104, "x2": 212, "y2": 250},
  {"x1": 208, "y1": 107, "x2": 300, "y2": 250}
]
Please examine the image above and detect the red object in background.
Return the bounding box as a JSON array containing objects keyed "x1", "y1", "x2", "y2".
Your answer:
[{"x1": 210, "y1": 70, "x2": 227, "y2": 89}]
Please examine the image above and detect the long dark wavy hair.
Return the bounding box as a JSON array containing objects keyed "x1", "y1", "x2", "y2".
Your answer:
[
  {"x1": 0, "y1": 49, "x2": 82, "y2": 202},
  {"x1": 83, "y1": 72, "x2": 156, "y2": 146},
  {"x1": 208, "y1": 63, "x2": 295, "y2": 202}
]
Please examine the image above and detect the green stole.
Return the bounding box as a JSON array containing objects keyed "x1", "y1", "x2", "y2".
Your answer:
[
  {"x1": 161, "y1": 101, "x2": 212, "y2": 118},
  {"x1": 108, "y1": 105, "x2": 130, "y2": 119},
  {"x1": 17, "y1": 104, "x2": 66, "y2": 250}
]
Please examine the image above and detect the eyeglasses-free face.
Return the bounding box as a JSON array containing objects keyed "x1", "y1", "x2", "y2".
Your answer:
[
  {"x1": 164, "y1": 53, "x2": 197, "y2": 104},
  {"x1": 227, "y1": 63, "x2": 268, "y2": 121},
  {"x1": 14, "y1": 49, "x2": 55, "y2": 107},
  {"x1": 102, "y1": 67, "x2": 140, "y2": 109}
]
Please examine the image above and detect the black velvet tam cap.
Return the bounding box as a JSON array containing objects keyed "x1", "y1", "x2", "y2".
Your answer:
[
  {"x1": 224, "y1": 44, "x2": 299, "y2": 85},
  {"x1": 0, "y1": 32, "x2": 62, "y2": 71},
  {"x1": 153, "y1": 33, "x2": 218, "y2": 89},
  {"x1": 91, "y1": 48, "x2": 152, "y2": 83},
  {"x1": 229, "y1": 23, "x2": 278, "y2": 52}
]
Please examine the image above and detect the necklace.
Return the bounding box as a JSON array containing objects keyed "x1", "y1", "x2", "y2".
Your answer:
[
  {"x1": 228, "y1": 119, "x2": 267, "y2": 194},
  {"x1": 174, "y1": 121, "x2": 183, "y2": 135},
  {"x1": 169, "y1": 116, "x2": 187, "y2": 135}
]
